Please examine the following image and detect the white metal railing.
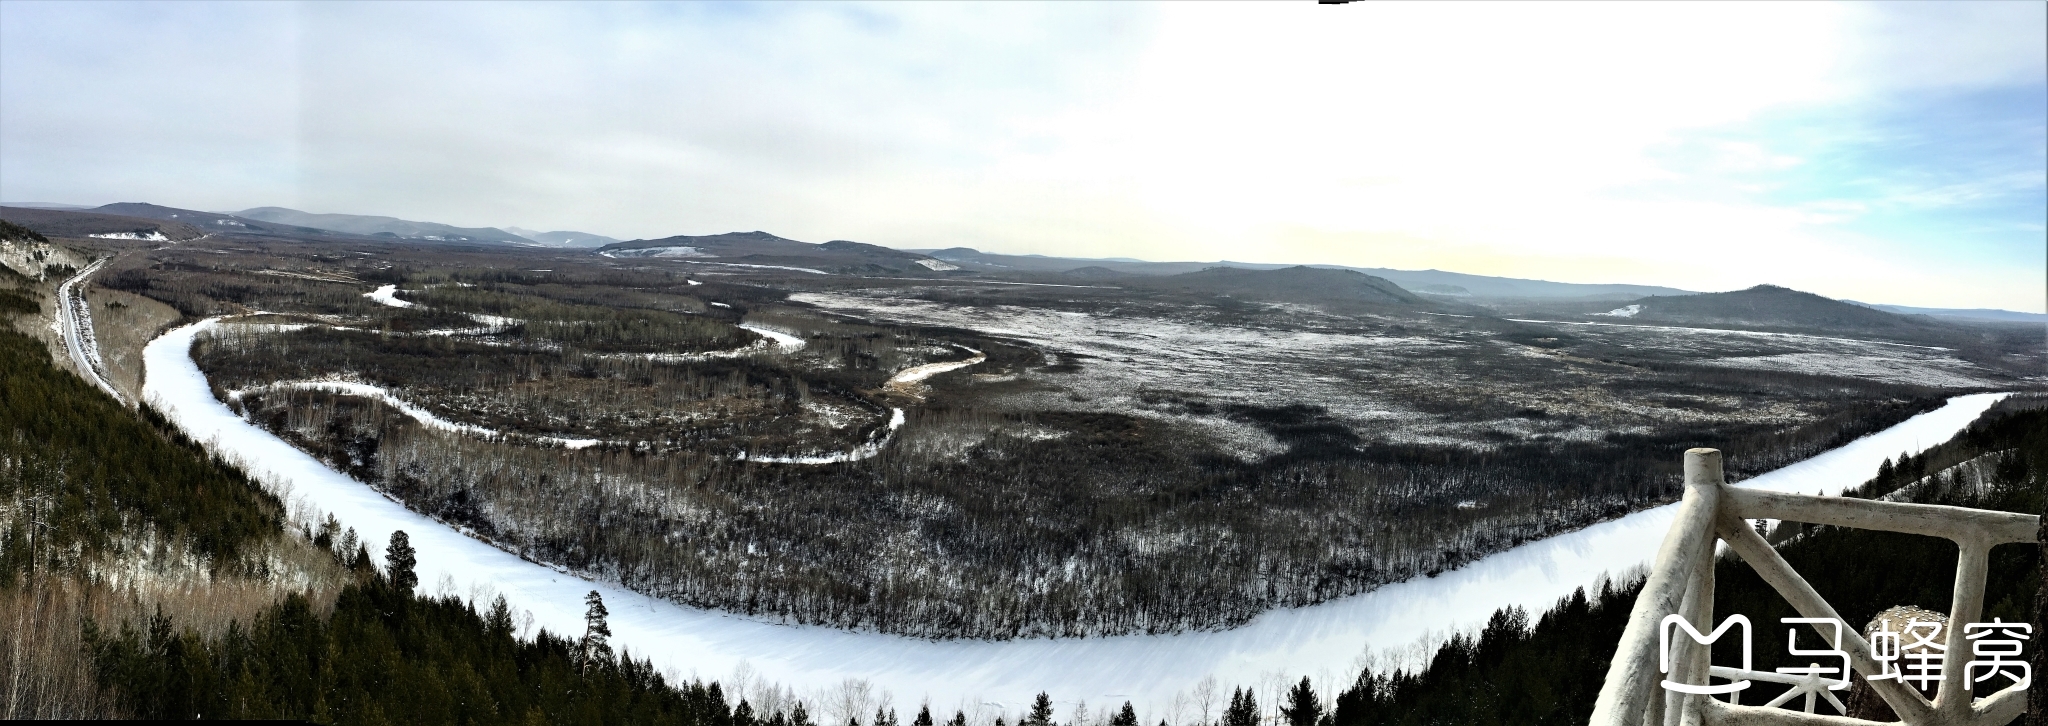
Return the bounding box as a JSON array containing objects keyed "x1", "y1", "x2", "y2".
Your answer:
[{"x1": 1589, "y1": 448, "x2": 2038, "y2": 726}]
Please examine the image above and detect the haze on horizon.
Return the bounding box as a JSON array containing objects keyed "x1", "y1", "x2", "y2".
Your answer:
[{"x1": 2, "y1": 1, "x2": 2042, "y2": 312}]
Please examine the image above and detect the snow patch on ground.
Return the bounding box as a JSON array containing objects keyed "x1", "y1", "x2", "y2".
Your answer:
[
  {"x1": 915, "y1": 258, "x2": 961, "y2": 271},
  {"x1": 1595, "y1": 304, "x2": 1641, "y2": 318},
  {"x1": 600, "y1": 246, "x2": 715, "y2": 259},
  {"x1": 363, "y1": 284, "x2": 415, "y2": 308},
  {"x1": 691, "y1": 261, "x2": 832, "y2": 275},
  {"x1": 1701, "y1": 352, "x2": 1994, "y2": 389},
  {"x1": 90, "y1": 231, "x2": 170, "y2": 241},
  {"x1": 739, "y1": 408, "x2": 907, "y2": 464}
]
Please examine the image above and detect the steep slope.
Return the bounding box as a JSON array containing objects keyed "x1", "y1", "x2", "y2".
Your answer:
[{"x1": 236, "y1": 206, "x2": 532, "y2": 245}]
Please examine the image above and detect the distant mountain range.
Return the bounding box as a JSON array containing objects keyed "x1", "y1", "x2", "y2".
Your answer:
[
  {"x1": 2, "y1": 200, "x2": 2037, "y2": 322},
  {"x1": 503, "y1": 227, "x2": 619, "y2": 248},
  {"x1": 1845, "y1": 300, "x2": 2048, "y2": 324},
  {"x1": 597, "y1": 231, "x2": 959, "y2": 275},
  {"x1": 915, "y1": 246, "x2": 1691, "y2": 300},
  {"x1": 235, "y1": 207, "x2": 537, "y2": 245}
]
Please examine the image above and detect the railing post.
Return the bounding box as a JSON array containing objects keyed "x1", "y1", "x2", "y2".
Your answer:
[{"x1": 1590, "y1": 448, "x2": 1725, "y2": 726}]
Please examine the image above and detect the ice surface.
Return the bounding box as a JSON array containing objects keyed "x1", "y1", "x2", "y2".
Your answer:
[{"x1": 143, "y1": 318, "x2": 2005, "y2": 718}]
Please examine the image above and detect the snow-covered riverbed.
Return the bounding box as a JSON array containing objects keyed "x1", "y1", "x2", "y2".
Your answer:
[{"x1": 140, "y1": 318, "x2": 2004, "y2": 720}]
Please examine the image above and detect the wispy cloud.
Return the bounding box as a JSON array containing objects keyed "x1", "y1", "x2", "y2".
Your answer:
[{"x1": 1, "y1": 1, "x2": 2041, "y2": 311}]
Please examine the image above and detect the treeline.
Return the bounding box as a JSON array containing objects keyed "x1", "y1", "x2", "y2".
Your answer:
[{"x1": 1317, "y1": 398, "x2": 2046, "y2": 725}]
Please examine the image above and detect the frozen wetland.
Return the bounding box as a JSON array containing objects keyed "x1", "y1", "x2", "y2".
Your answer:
[{"x1": 143, "y1": 318, "x2": 2004, "y2": 719}]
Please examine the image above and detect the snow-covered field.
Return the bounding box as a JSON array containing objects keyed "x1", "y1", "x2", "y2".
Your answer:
[{"x1": 141, "y1": 317, "x2": 2005, "y2": 721}]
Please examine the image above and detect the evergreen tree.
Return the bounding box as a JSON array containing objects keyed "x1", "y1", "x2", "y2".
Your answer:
[
  {"x1": 792, "y1": 701, "x2": 814, "y2": 726},
  {"x1": 948, "y1": 710, "x2": 968, "y2": 726},
  {"x1": 1225, "y1": 688, "x2": 1258, "y2": 726},
  {"x1": 995, "y1": 717, "x2": 1007, "y2": 726},
  {"x1": 876, "y1": 707, "x2": 899, "y2": 726},
  {"x1": 580, "y1": 590, "x2": 614, "y2": 672},
  {"x1": 1111, "y1": 702, "x2": 1137, "y2": 726},
  {"x1": 913, "y1": 705, "x2": 934, "y2": 726},
  {"x1": 736, "y1": 701, "x2": 758, "y2": 726},
  {"x1": 1280, "y1": 677, "x2": 1321, "y2": 726},
  {"x1": 386, "y1": 529, "x2": 418, "y2": 593},
  {"x1": 1027, "y1": 692, "x2": 1055, "y2": 726}
]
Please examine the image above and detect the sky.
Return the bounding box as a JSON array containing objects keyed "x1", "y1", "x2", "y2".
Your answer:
[{"x1": 2, "y1": 2, "x2": 2042, "y2": 312}]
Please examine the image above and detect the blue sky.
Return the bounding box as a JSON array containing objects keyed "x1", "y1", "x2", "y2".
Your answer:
[{"x1": 2, "y1": 1, "x2": 2042, "y2": 311}]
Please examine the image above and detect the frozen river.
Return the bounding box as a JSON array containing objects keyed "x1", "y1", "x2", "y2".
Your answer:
[{"x1": 142, "y1": 318, "x2": 2005, "y2": 721}]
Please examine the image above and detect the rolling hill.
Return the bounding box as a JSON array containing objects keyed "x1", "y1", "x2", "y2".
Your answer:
[
  {"x1": 236, "y1": 206, "x2": 533, "y2": 245},
  {"x1": 1620, "y1": 285, "x2": 1947, "y2": 336},
  {"x1": 0, "y1": 205, "x2": 208, "y2": 241},
  {"x1": 597, "y1": 231, "x2": 958, "y2": 274}
]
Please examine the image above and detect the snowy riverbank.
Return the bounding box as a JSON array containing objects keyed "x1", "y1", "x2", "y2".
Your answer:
[{"x1": 140, "y1": 318, "x2": 2004, "y2": 720}]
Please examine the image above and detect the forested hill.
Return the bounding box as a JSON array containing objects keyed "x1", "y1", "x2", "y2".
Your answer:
[
  {"x1": 1624, "y1": 284, "x2": 1944, "y2": 336},
  {"x1": 1319, "y1": 397, "x2": 2047, "y2": 725},
  {"x1": 0, "y1": 325, "x2": 730, "y2": 721},
  {"x1": 0, "y1": 206, "x2": 207, "y2": 241},
  {"x1": 1139, "y1": 266, "x2": 1428, "y2": 307}
]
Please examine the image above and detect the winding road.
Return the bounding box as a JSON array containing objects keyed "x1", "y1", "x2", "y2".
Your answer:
[{"x1": 55, "y1": 257, "x2": 123, "y2": 404}]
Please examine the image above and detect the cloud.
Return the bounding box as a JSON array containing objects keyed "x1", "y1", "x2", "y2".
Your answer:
[{"x1": 1, "y1": 1, "x2": 2041, "y2": 311}]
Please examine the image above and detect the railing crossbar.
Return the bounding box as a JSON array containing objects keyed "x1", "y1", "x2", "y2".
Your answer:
[{"x1": 1588, "y1": 448, "x2": 2040, "y2": 726}]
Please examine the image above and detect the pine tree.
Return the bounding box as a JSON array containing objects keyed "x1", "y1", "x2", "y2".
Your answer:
[
  {"x1": 1225, "y1": 688, "x2": 1257, "y2": 726},
  {"x1": 947, "y1": 710, "x2": 967, "y2": 726},
  {"x1": 793, "y1": 701, "x2": 814, "y2": 726},
  {"x1": 386, "y1": 530, "x2": 418, "y2": 593},
  {"x1": 1279, "y1": 678, "x2": 1321, "y2": 726},
  {"x1": 1027, "y1": 693, "x2": 1054, "y2": 726},
  {"x1": 876, "y1": 707, "x2": 899, "y2": 726},
  {"x1": 579, "y1": 590, "x2": 613, "y2": 672},
  {"x1": 914, "y1": 705, "x2": 933, "y2": 726},
  {"x1": 1110, "y1": 702, "x2": 1137, "y2": 726},
  {"x1": 737, "y1": 701, "x2": 758, "y2": 726},
  {"x1": 995, "y1": 717, "x2": 1007, "y2": 726}
]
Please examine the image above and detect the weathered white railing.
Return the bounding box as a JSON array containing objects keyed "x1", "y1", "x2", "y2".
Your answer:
[{"x1": 1590, "y1": 448, "x2": 2038, "y2": 726}]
